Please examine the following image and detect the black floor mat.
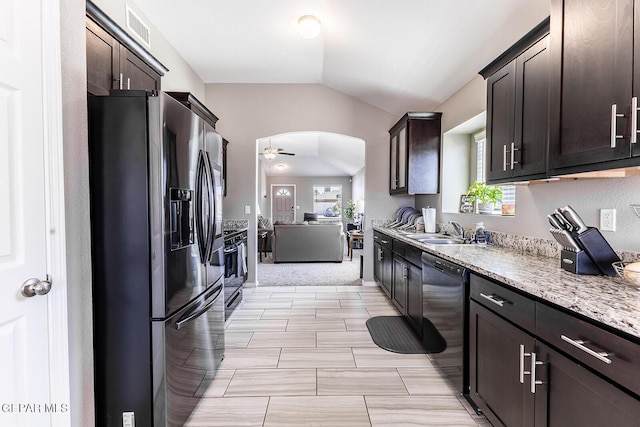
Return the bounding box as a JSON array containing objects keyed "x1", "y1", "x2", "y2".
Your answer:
[{"x1": 366, "y1": 316, "x2": 447, "y2": 354}]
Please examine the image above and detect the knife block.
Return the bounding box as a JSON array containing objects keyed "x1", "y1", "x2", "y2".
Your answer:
[
  {"x1": 573, "y1": 227, "x2": 620, "y2": 276},
  {"x1": 560, "y1": 249, "x2": 601, "y2": 275}
]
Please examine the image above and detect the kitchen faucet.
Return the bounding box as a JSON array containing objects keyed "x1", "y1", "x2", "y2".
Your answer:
[{"x1": 449, "y1": 221, "x2": 464, "y2": 239}]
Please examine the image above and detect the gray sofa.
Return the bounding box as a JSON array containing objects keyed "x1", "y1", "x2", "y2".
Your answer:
[{"x1": 272, "y1": 222, "x2": 345, "y2": 263}]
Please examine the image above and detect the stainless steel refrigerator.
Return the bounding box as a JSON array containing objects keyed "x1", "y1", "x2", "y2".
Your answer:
[{"x1": 88, "y1": 90, "x2": 225, "y2": 426}]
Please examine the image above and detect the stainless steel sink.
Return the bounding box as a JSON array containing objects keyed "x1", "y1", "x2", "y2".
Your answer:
[
  {"x1": 418, "y1": 238, "x2": 465, "y2": 245},
  {"x1": 402, "y1": 233, "x2": 447, "y2": 240}
]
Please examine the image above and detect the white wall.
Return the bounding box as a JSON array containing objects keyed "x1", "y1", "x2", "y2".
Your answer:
[
  {"x1": 352, "y1": 166, "x2": 366, "y2": 202},
  {"x1": 60, "y1": 0, "x2": 95, "y2": 425},
  {"x1": 417, "y1": 76, "x2": 640, "y2": 252},
  {"x1": 205, "y1": 83, "x2": 409, "y2": 282}
]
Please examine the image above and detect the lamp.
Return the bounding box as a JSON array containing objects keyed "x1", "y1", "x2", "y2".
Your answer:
[
  {"x1": 298, "y1": 14, "x2": 321, "y2": 39},
  {"x1": 354, "y1": 200, "x2": 365, "y2": 230}
]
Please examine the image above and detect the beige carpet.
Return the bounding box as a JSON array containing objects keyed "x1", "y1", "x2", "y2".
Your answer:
[{"x1": 257, "y1": 250, "x2": 362, "y2": 286}]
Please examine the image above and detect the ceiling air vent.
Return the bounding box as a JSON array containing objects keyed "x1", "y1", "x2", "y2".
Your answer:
[{"x1": 125, "y1": 4, "x2": 151, "y2": 48}]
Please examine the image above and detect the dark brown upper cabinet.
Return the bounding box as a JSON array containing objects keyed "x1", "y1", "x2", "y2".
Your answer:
[
  {"x1": 480, "y1": 18, "x2": 550, "y2": 184},
  {"x1": 548, "y1": 0, "x2": 640, "y2": 175},
  {"x1": 389, "y1": 112, "x2": 442, "y2": 195},
  {"x1": 86, "y1": 1, "x2": 167, "y2": 96}
]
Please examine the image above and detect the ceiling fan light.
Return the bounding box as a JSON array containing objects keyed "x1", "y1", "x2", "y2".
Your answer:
[
  {"x1": 298, "y1": 14, "x2": 321, "y2": 39},
  {"x1": 263, "y1": 146, "x2": 278, "y2": 160}
]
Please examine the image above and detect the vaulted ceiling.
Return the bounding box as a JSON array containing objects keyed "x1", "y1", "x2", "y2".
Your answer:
[{"x1": 133, "y1": 0, "x2": 549, "y2": 175}]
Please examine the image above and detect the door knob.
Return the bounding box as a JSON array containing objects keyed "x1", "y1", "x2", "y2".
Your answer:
[{"x1": 21, "y1": 276, "x2": 52, "y2": 298}]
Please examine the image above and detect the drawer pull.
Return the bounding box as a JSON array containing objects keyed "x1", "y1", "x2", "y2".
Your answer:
[
  {"x1": 480, "y1": 292, "x2": 506, "y2": 307},
  {"x1": 560, "y1": 335, "x2": 612, "y2": 365},
  {"x1": 381, "y1": 239, "x2": 389, "y2": 244}
]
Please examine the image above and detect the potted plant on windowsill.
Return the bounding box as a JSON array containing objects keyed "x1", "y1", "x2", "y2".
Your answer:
[{"x1": 465, "y1": 181, "x2": 502, "y2": 214}]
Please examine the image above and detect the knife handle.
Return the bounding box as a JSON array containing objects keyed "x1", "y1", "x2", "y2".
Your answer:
[
  {"x1": 547, "y1": 214, "x2": 563, "y2": 229},
  {"x1": 560, "y1": 206, "x2": 589, "y2": 234},
  {"x1": 553, "y1": 210, "x2": 574, "y2": 232}
]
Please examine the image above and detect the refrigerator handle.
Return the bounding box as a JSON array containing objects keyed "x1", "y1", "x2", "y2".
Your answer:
[
  {"x1": 203, "y1": 153, "x2": 216, "y2": 261},
  {"x1": 175, "y1": 283, "x2": 223, "y2": 330},
  {"x1": 195, "y1": 152, "x2": 209, "y2": 263}
]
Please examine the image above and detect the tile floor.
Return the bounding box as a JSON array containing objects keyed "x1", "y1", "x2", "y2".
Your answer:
[{"x1": 186, "y1": 285, "x2": 490, "y2": 427}]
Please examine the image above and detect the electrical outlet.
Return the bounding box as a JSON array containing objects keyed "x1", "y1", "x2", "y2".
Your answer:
[{"x1": 600, "y1": 208, "x2": 616, "y2": 232}]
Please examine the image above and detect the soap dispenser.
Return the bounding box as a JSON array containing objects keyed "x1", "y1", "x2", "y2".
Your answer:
[{"x1": 474, "y1": 222, "x2": 487, "y2": 245}]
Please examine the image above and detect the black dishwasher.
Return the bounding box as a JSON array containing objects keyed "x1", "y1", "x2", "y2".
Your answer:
[{"x1": 421, "y1": 252, "x2": 470, "y2": 395}]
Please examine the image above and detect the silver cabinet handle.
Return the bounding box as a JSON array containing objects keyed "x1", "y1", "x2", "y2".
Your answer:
[
  {"x1": 380, "y1": 239, "x2": 389, "y2": 244},
  {"x1": 530, "y1": 352, "x2": 544, "y2": 394},
  {"x1": 373, "y1": 235, "x2": 379, "y2": 240},
  {"x1": 119, "y1": 72, "x2": 123, "y2": 90},
  {"x1": 127, "y1": 77, "x2": 131, "y2": 90},
  {"x1": 502, "y1": 144, "x2": 508, "y2": 171},
  {"x1": 510, "y1": 142, "x2": 519, "y2": 170},
  {"x1": 519, "y1": 344, "x2": 531, "y2": 384},
  {"x1": 21, "y1": 276, "x2": 52, "y2": 298},
  {"x1": 611, "y1": 104, "x2": 624, "y2": 148},
  {"x1": 403, "y1": 266, "x2": 409, "y2": 281},
  {"x1": 377, "y1": 248, "x2": 383, "y2": 262},
  {"x1": 560, "y1": 335, "x2": 612, "y2": 364},
  {"x1": 632, "y1": 97, "x2": 638, "y2": 144},
  {"x1": 479, "y1": 292, "x2": 506, "y2": 307}
]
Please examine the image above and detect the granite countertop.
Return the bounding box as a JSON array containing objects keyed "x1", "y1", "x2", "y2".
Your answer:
[{"x1": 374, "y1": 226, "x2": 640, "y2": 342}]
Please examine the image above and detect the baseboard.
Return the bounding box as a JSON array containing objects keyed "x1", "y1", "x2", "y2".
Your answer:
[
  {"x1": 244, "y1": 281, "x2": 258, "y2": 288},
  {"x1": 362, "y1": 281, "x2": 379, "y2": 287}
]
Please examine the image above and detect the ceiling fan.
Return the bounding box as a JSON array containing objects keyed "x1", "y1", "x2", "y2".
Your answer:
[{"x1": 260, "y1": 138, "x2": 295, "y2": 159}]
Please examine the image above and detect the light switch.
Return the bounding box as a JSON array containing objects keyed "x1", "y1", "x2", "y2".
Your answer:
[{"x1": 244, "y1": 205, "x2": 251, "y2": 214}]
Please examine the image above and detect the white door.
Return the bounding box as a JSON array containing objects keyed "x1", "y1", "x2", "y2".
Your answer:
[
  {"x1": 272, "y1": 185, "x2": 295, "y2": 223},
  {"x1": 0, "y1": 0, "x2": 69, "y2": 425}
]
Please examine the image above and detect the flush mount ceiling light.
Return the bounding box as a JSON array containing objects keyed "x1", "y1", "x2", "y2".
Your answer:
[
  {"x1": 298, "y1": 14, "x2": 321, "y2": 38},
  {"x1": 276, "y1": 163, "x2": 287, "y2": 170}
]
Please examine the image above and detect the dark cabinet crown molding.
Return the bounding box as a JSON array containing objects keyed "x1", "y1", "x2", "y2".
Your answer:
[
  {"x1": 389, "y1": 112, "x2": 442, "y2": 134},
  {"x1": 479, "y1": 17, "x2": 550, "y2": 78},
  {"x1": 86, "y1": 0, "x2": 168, "y2": 76},
  {"x1": 166, "y1": 92, "x2": 219, "y2": 127}
]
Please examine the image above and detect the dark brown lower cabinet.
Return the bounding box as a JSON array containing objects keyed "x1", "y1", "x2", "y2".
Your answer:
[
  {"x1": 534, "y1": 342, "x2": 640, "y2": 427},
  {"x1": 470, "y1": 298, "x2": 640, "y2": 427},
  {"x1": 373, "y1": 242, "x2": 392, "y2": 298},
  {"x1": 391, "y1": 256, "x2": 409, "y2": 315},
  {"x1": 470, "y1": 301, "x2": 535, "y2": 427}
]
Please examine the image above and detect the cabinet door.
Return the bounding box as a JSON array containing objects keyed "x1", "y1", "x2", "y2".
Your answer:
[
  {"x1": 374, "y1": 244, "x2": 389, "y2": 297},
  {"x1": 469, "y1": 301, "x2": 535, "y2": 427},
  {"x1": 381, "y1": 247, "x2": 393, "y2": 298},
  {"x1": 397, "y1": 127, "x2": 407, "y2": 190},
  {"x1": 86, "y1": 18, "x2": 119, "y2": 96},
  {"x1": 390, "y1": 132, "x2": 398, "y2": 191},
  {"x1": 486, "y1": 61, "x2": 516, "y2": 182},
  {"x1": 549, "y1": 0, "x2": 634, "y2": 172},
  {"x1": 392, "y1": 256, "x2": 408, "y2": 315},
  {"x1": 405, "y1": 262, "x2": 422, "y2": 334},
  {"x1": 534, "y1": 342, "x2": 640, "y2": 427},
  {"x1": 120, "y1": 47, "x2": 161, "y2": 93},
  {"x1": 514, "y1": 35, "x2": 549, "y2": 179}
]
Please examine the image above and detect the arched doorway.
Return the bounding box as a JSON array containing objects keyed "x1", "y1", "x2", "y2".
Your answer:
[{"x1": 255, "y1": 131, "x2": 366, "y2": 286}]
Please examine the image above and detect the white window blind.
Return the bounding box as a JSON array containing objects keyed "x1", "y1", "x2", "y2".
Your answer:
[{"x1": 474, "y1": 130, "x2": 486, "y2": 182}]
